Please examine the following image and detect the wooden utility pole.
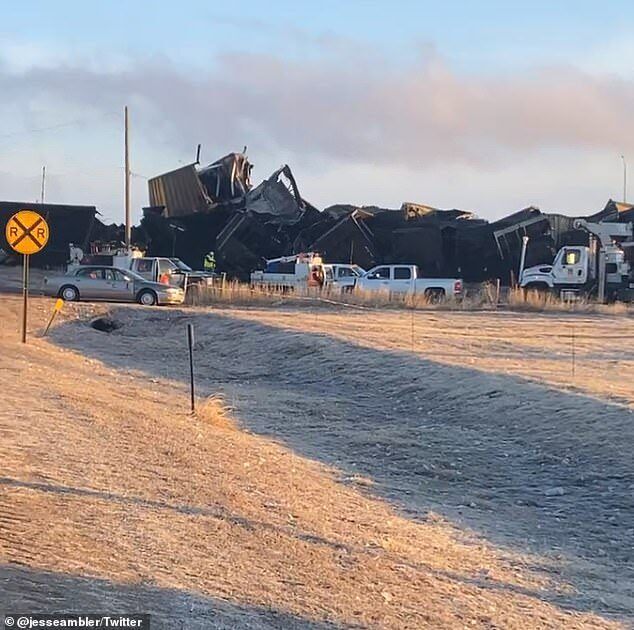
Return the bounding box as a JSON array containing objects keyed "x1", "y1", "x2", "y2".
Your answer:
[
  {"x1": 621, "y1": 155, "x2": 627, "y2": 203},
  {"x1": 40, "y1": 166, "x2": 46, "y2": 203},
  {"x1": 124, "y1": 106, "x2": 131, "y2": 250}
]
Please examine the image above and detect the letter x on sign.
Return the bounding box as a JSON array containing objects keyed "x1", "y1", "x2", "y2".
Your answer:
[{"x1": 5, "y1": 210, "x2": 50, "y2": 255}]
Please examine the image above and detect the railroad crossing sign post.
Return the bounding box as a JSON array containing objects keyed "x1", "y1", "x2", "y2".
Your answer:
[{"x1": 5, "y1": 210, "x2": 50, "y2": 343}]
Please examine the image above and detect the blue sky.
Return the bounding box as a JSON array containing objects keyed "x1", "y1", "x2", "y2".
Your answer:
[
  {"x1": 3, "y1": 1, "x2": 632, "y2": 71},
  {"x1": 1, "y1": 1, "x2": 633, "y2": 222}
]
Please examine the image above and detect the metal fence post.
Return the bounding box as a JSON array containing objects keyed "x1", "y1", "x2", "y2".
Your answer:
[{"x1": 187, "y1": 323, "x2": 195, "y2": 413}]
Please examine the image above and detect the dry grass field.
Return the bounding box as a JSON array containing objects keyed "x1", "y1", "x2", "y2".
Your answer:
[
  {"x1": 1, "y1": 271, "x2": 632, "y2": 628},
  {"x1": 188, "y1": 279, "x2": 634, "y2": 317}
]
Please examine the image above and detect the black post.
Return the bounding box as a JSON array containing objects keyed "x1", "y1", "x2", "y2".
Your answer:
[
  {"x1": 187, "y1": 323, "x2": 195, "y2": 412},
  {"x1": 571, "y1": 325, "x2": 576, "y2": 380}
]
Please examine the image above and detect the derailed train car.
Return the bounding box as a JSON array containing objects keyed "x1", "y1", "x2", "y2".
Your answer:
[
  {"x1": 140, "y1": 151, "x2": 632, "y2": 284},
  {"x1": 9, "y1": 147, "x2": 631, "y2": 284}
]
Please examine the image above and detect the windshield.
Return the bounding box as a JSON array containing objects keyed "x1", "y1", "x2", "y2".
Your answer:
[
  {"x1": 351, "y1": 265, "x2": 365, "y2": 276},
  {"x1": 170, "y1": 258, "x2": 192, "y2": 272}
]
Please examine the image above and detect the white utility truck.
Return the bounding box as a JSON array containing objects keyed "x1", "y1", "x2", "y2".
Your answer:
[
  {"x1": 250, "y1": 253, "x2": 326, "y2": 290},
  {"x1": 520, "y1": 219, "x2": 634, "y2": 302},
  {"x1": 355, "y1": 264, "x2": 463, "y2": 299},
  {"x1": 250, "y1": 254, "x2": 364, "y2": 292}
]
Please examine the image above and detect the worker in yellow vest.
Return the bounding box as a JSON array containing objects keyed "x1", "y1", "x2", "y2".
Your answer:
[{"x1": 204, "y1": 251, "x2": 216, "y2": 273}]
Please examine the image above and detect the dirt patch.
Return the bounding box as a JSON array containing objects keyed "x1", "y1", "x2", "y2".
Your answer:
[{"x1": 90, "y1": 317, "x2": 123, "y2": 333}]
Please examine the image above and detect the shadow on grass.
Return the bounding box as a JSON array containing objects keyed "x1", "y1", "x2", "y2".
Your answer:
[
  {"x1": 48, "y1": 306, "x2": 634, "y2": 620},
  {"x1": 0, "y1": 475, "x2": 597, "y2": 618},
  {"x1": 0, "y1": 563, "x2": 339, "y2": 629}
]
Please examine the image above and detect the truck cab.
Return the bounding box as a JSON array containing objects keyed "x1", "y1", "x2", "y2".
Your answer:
[
  {"x1": 128, "y1": 257, "x2": 178, "y2": 283},
  {"x1": 360, "y1": 265, "x2": 415, "y2": 293},
  {"x1": 323, "y1": 264, "x2": 365, "y2": 292},
  {"x1": 521, "y1": 246, "x2": 591, "y2": 293},
  {"x1": 551, "y1": 246, "x2": 590, "y2": 285},
  {"x1": 123, "y1": 257, "x2": 215, "y2": 288}
]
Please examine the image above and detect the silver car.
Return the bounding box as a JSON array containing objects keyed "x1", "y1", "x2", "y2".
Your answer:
[{"x1": 43, "y1": 266, "x2": 185, "y2": 305}]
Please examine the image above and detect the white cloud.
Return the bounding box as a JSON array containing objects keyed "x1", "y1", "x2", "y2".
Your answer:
[
  {"x1": 295, "y1": 147, "x2": 624, "y2": 218},
  {"x1": 0, "y1": 47, "x2": 632, "y2": 220}
]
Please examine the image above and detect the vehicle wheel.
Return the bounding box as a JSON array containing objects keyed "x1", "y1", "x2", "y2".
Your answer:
[
  {"x1": 424, "y1": 288, "x2": 446, "y2": 303},
  {"x1": 59, "y1": 285, "x2": 79, "y2": 301},
  {"x1": 523, "y1": 283, "x2": 550, "y2": 302},
  {"x1": 137, "y1": 290, "x2": 158, "y2": 306}
]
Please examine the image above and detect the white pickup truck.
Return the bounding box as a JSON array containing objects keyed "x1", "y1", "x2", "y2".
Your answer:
[
  {"x1": 323, "y1": 263, "x2": 365, "y2": 292},
  {"x1": 116, "y1": 257, "x2": 215, "y2": 288},
  {"x1": 355, "y1": 265, "x2": 462, "y2": 299}
]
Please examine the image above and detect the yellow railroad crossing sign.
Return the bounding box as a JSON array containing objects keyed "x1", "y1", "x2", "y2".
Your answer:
[{"x1": 5, "y1": 210, "x2": 50, "y2": 255}]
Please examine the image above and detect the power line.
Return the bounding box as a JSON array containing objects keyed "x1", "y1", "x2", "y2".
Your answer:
[
  {"x1": 0, "y1": 162, "x2": 150, "y2": 179},
  {"x1": 0, "y1": 111, "x2": 119, "y2": 143}
]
